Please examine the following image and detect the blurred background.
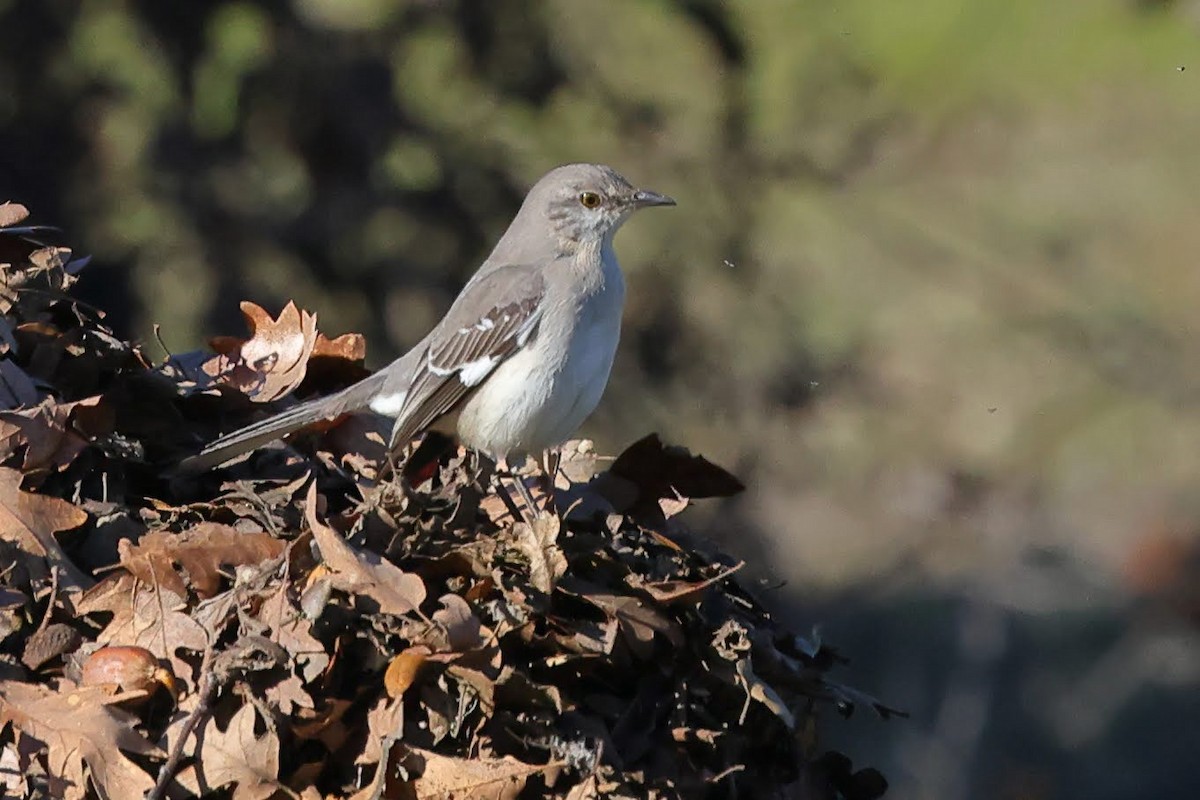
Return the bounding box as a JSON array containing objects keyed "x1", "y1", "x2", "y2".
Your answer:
[{"x1": 3, "y1": 0, "x2": 1199, "y2": 796}]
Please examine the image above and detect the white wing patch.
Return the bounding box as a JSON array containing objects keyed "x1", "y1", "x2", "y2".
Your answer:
[
  {"x1": 369, "y1": 391, "x2": 408, "y2": 416},
  {"x1": 457, "y1": 355, "x2": 498, "y2": 387}
]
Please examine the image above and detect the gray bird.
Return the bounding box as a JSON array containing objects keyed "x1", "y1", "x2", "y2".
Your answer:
[{"x1": 180, "y1": 163, "x2": 674, "y2": 482}]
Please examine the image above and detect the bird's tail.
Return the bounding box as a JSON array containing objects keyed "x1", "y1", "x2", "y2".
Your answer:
[{"x1": 176, "y1": 372, "x2": 388, "y2": 474}]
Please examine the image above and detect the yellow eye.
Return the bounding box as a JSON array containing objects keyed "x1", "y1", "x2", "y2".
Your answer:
[{"x1": 579, "y1": 191, "x2": 602, "y2": 209}]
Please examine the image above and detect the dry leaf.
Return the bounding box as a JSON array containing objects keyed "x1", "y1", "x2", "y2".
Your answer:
[
  {"x1": 508, "y1": 514, "x2": 566, "y2": 594},
  {"x1": 633, "y1": 561, "x2": 744, "y2": 606},
  {"x1": 305, "y1": 482, "x2": 426, "y2": 616},
  {"x1": 118, "y1": 522, "x2": 285, "y2": 599},
  {"x1": 0, "y1": 203, "x2": 29, "y2": 228},
  {"x1": 411, "y1": 749, "x2": 561, "y2": 800},
  {"x1": 384, "y1": 646, "x2": 429, "y2": 699},
  {"x1": 0, "y1": 396, "x2": 107, "y2": 473},
  {"x1": 358, "y1": 696, "x2": 405, "y2": 766},
  {"x1": 77, "y1": 575, "x2": 208, "y2": 680},
  {"x1": 0, "y1": 466, "x2": 90, "y2": 590},
  {"x1": 192, "y1": 702, "x2": 282, "y2": 800},
  {"x1": 609, "y1": 433, "x2": 745, "y2": 516},
  {"x1": 311, "y1": 331, "x2": 366, "y2": 361},
  {"x1": 0, "y1": 681, "x2": 161, "y2": 800},
  {"x1": 205, "y1": 300, "x2": 319, "y2": 402}
]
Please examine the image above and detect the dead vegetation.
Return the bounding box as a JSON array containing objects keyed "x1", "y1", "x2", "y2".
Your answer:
[{"x1": 0, "y1": 202, "x2": 892, "y2": 798}]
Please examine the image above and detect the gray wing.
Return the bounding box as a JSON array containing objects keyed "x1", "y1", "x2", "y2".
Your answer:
[{"x1": 388, "y1": 263, "x2": 546, "y2": 449}]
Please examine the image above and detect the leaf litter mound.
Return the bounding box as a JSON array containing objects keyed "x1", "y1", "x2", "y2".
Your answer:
[{"x1": 0, "y1": 204, "x2": 895, "y2": 798}]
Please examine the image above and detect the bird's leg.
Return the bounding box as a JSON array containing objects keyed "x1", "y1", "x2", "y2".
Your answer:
[
  {"x1": 485, "y1": 458, "x2": 533, "y2": 524},
  {"x1": 508, "y1": 467, "x2": 542, "y2": 523},
  {"x1": 540, "y1": 448, "x2": 562, "y2": 514}
]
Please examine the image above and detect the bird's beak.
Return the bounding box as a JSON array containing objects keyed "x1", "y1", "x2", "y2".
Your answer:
[{"x1": 631, "y1": 189, "x2": 676, "y2": 208}]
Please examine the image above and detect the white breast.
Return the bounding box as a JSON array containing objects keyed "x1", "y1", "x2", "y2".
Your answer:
[{"x1": 456, "y1": 244, "x2": 625, "y2": 458}]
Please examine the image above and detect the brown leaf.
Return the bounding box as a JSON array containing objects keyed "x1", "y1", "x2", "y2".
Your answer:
[
  {"x1": 410, "y1": 749, "x2": 561, "y2": 800},
  {"x1": 0, "y1": 681, "x2": 161, "y2": 800},
  {"x1": 608, "y1": 433, "x2": 745, "y2": 516},
  {"x1": 633, "y1": 561, "x2": 745, "y2": 606},
  {"x1": 311, "y1": 331, "x2": 366, "y2": 361},
  {"x1": 384, "y1": 646, "x2": 429, "y2": 699},
  {"x1": 204, "y1": 300, "x2": 319, "y2": 402},
  {"x1": 117, "y1": 522, "x2": 285, "y2": 599},
  {"x1": 0, "y1": 396, "x2": 107, "y2": 473},
  {"x1": 257, "y1": 582, "x2": 329, "y2": 683},
  {"x1": 0, "y1": 202, "x2": 29, "y2": 228},
  {"x1": 431, "y1": 593, "x2": 484, "y2": 652},
  {"x1": 0, "y1": 467, "x2": 90, "y2": 590},
  {"x1": 192, "y1": 702, "x2": 282, "y2": 800},
  {"x1": 357, "y1": 695, "x2": 405, "y2": 766},
  {"x1": 305, "y1": 482, "x2": 426, "y2": 616},
  {"x1": 507, "y1": 514, "x2": 566, "y2": 594},
  {"x1": 77, "y1": 574, "x2": 208, "y2": 681}
]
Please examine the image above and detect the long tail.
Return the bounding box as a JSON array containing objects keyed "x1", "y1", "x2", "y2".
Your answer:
[{"x1": 176, "y1": 372, "x2": 388, "y2": 473}]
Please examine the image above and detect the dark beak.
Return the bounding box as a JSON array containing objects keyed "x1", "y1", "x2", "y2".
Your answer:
[{"x1": 631, "y1": 188, "x2": 676, "y2": 208}]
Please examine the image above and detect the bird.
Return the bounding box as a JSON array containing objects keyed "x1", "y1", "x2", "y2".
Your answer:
[{"x1": 179, "y1": 163, "x2": 675, "y2": 502}]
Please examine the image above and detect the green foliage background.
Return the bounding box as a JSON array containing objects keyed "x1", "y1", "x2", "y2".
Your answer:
[{"x1": 3, "y1": 1, "x2": 1199, "y2": 797}]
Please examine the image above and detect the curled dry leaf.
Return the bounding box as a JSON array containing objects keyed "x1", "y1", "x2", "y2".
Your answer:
[
  {"x1": 384, "y1": 646, "x2": 429, "y2": 698},
  {"x1": 507, "y1": 514, "x2": 567, "y2": 594},
  {"x1": 304, "y1": 481, "x2": 426, "y2": 616},
  {"x1": 204, "y1": 300, "x2": 319, "y2": 402},
  {"x1": 632, "y1": 561, "x2": 745, "y2": 606}
]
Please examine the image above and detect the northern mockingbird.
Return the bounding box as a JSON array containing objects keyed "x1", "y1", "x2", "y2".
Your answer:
[{"x1": 180, "y1": 163, "x2": 674, "y2": 480}]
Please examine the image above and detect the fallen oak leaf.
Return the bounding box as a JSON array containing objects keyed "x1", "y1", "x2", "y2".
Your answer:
[
  {"x1": 304, "y1": 481, "x2": 426, "y2": 617},
  {"x1": 186, "y1": 702, "x2": 282, "y2": 800},
  {"x1": 0, "y1": 466, "x2": 90, "y2": 591},
  {"x1": 76, "y1": 574, "x2": 207, "y2": 682},
  {"x1": 409, "y1": 748, "x2": 564, "y2": 800},
  {"x1": 311, "y1": 331, "x2": 366, "y2": 361},
  {"x1": 204, "y1": 300, "x2": 319, "y2": 402},
  {"x1": 117, "y1": 522, "x2": 285, "y2": 599},
  {"x1": 0, "y1": 396, "x2": 108, "y2": 474},
  {"x1": 0, "y1": 680, "x2": 161, "y2": 800}
]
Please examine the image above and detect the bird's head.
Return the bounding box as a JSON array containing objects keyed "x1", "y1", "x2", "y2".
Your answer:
[{"x1": 506, "y1": 163, "x2": 674, "y2": 256}]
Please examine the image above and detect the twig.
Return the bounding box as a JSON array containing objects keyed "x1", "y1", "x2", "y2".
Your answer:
[
  {"x1": 147, "y1": 641, "x2": 221, "y2": 800},
  {"x1": 33, "y1": 566, "x2": 58, "y2": 637}
]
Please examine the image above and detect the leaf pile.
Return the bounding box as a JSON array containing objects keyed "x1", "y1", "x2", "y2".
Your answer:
[{"x1": 0, "y1": 205, "x2": 893, "y2": 798}]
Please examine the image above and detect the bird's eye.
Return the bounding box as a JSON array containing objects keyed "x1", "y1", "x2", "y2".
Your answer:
[{"x1": 578, "y1": 191, "x2": 602, "y2": 209}]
